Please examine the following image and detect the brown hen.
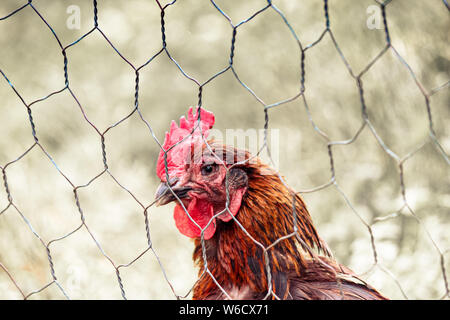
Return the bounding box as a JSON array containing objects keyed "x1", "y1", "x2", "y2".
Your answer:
[{"x1": 155, "y1": 107, "x2": 387, "y2": 300}]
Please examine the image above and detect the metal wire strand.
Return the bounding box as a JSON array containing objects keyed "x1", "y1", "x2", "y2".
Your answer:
[{"x1": 0, "y1": 0, "x2": 448, "y2": 300}]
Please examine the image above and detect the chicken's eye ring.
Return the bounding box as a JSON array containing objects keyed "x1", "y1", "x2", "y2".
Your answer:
[{"x1": 201, "y1": 163, "x2": 216, "y2": 176}]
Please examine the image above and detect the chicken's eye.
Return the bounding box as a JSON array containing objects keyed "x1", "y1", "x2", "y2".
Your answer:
[{"x1": 201, "y1": 163, "x2": 216, "y2": 176}]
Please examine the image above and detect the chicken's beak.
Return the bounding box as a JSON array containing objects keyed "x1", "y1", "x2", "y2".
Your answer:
[{"x1": 155, "y1": 179, "x2": 192, "y2": 206}]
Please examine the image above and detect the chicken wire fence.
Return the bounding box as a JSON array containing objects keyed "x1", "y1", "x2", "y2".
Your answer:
[{"x1": 0, "y1": 0, "x2": 449, "y2": 300}]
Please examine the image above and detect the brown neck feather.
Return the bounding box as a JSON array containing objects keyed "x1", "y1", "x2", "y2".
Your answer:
[{"x1": 192, "y1": 161, "x2": 331, "y2": 299}]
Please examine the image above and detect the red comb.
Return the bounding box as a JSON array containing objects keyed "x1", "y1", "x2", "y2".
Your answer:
[{"x1": 156, "y1": 107, "x2": 215, "y2": 181}]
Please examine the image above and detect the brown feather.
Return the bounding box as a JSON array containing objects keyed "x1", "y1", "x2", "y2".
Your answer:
[{"x1": 191, "y1": 146, "x2": 387, "y2": 300}]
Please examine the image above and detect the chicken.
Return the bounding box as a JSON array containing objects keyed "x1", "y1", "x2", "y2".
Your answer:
[{"x1": 155, "y1": 106, "x2": 387, "y2": 300}]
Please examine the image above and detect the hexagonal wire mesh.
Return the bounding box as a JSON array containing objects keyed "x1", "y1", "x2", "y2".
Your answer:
[{"x1": 0, "y1": 0, "x2": 449, "y2": 299}]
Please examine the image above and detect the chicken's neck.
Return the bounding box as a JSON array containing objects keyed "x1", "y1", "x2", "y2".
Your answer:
[{"x1": 192, "y1": 163, "x2": 331, "y2": 299}]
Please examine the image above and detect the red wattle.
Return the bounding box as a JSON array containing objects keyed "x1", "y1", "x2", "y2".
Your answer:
[{"x1": 173, "y1": 198, "x2": 216, "y2": 240}]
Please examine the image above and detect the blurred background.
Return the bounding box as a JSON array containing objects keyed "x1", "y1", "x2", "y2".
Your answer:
[{"x1": 0, "y1": 0, "x2": 449, "y2": 299}]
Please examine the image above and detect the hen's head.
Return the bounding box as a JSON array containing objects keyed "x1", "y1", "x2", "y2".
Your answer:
[{"x1": 155, "y1": 107, "x2": 249, "y2": 240}]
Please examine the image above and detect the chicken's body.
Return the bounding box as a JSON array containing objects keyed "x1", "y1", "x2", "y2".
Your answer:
[{"x1": 155, "y1": 107, "x2": 387, "y2": 300}]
